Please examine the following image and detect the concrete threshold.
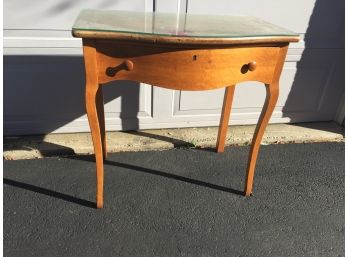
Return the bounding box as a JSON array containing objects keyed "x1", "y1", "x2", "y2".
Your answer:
[{"x1": 4, "y1": 121, "x2": 344, "y2": 160}]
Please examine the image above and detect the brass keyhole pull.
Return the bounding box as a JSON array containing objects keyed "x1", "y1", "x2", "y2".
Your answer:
[
  {"x1": 106, "y1": 60, "x2": 134, "y2": 77},
  {"x1": 247, "y1": 61, "x2": 257, "y2": 71}
]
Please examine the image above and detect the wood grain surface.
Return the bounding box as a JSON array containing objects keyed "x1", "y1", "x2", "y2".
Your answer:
[{"x1": 96, "y1": 41, "x2": 280, "y2": 90}]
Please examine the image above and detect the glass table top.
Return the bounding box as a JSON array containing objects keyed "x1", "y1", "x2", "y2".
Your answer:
[{"x1": 72, "y1": 9, "x2": 298, "y2": 39}]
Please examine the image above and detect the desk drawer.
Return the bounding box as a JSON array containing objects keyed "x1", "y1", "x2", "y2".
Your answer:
[{"x1": 96, "y1": 41, "x2": 280, "y2": 90}]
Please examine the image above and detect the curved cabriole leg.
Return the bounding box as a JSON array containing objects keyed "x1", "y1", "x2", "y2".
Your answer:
[
  {"x1": 216, "y1": 85, "x2": 236, "y2": 153},
  {"x1": 83, "y1": 39, "x2": 104, "y2": 209},
  {"x1": 244, "y1": 82, "x2": 279, "y2": 196},
  {"x1": 86, "y1": 84, "x2": 104, "y2": 209},
  {"x1": 96, "y1": 85, "x2": 107, "y2": 160}
]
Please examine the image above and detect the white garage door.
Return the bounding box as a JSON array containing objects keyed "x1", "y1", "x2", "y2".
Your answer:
[{"x1": 4, "y1": 0, "x2": 344, "y2": 135}]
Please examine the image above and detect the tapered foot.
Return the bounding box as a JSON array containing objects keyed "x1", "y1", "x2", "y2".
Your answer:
[
  {"x1": 244, "y1": 83, "x2": 279, "y2": 196},
  {"x1": 216, "y1": 85, "x2": 235, "y2": 153}
]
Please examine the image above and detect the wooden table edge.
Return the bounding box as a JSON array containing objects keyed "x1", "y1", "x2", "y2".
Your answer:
[{"x1": 72, "y1": 30, "x2": 300, "y2": 45}]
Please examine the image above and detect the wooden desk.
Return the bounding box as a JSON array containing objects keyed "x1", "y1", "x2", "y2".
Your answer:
[{"x1": 72, "y1": 10, "x2": 300, "y2": 208}]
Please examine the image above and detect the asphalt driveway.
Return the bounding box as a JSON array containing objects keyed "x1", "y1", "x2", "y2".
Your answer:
[{"x1": 4, "y1": 142, "x2": 344, "y2": 257}]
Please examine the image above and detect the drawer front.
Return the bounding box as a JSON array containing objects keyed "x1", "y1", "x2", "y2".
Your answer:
[{"x1": 96, "y1": 41, "x2": 280, "y2": 90}]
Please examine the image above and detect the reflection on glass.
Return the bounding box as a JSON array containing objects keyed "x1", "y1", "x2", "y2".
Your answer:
[{"x1": 72, "y1": 9, "x2": 298, "y2": 38}]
